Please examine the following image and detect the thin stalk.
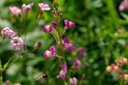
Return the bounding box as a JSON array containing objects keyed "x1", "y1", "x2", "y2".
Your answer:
[
  {"x1": 0, "y1": 39, "x2": 4, "y2": 46},
  {"x1": 50, "y1": 32, "x2": 58, "y2": 43},
  {"x1": 0, "y1": 58, "x2": 2, "y2": 84},
  {"x1": 61, "y1": 28, "x2": 67, "y2": 36},
  {"x1": 56, "y1": 15, "x2": 66, "y2": 63},
  {"x1": 8, "y1": 52, "x2": 22, "y2": 67}
]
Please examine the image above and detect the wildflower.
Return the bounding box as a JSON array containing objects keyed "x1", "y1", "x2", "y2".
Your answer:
[
  {"x1": 115, "y1": 57, "x2": 128, "y2": 67},
  {"x1": 43, "y1": 25, "x2": 53, "y2": 33},
  {"x1": 22, "y1": 3, "x2": 34, "y2": 16},
  {"x1": 10, "y1": 37, "x2": 24, "y2": 50},
  {"x1": 43, "y1": 46, "x2": 55, "y2": 60},
  {"x1": 119, "y1": 57, "x2": 128, "y2": 65},
  {"x1": 76, "y1": 47, "x2": 87, "y2": 57},
  {"x1": 70, "y1": 77, "x2": 77, "y2": 85},
  {"x1": 56, "y1": 63, "x2": 67, "y2": 79},
  {"x1": 119, "y1": 0, "x2": 128, "y2": 11},
  {"x1": 74, "y1": 58, "x2": 82, "y2": 68},
  {"x1": 38, "y1": 3, "x2": 50, "y2": 12},
  {"x1": 106, "y1": 66, "x2": 112, "y2": 72},
  {"x1": 106, "y1": 64, "x2": 119, "y2": 73},
  {"x1": 117, "y1": 29, "x2": 124, "y2": 34},
  {"x1": 64, "y1": 19, "x2": 75, "y2": 29},
  {"x1": 9, "y1": 6, "x2": 21, "y2": 16},
  {"x1": 1, "y1": 27, "x2": 15, "y2": 38},
  {"x1": 124, "y1": 74, "x2": 128, "y2": 81},
  {"x1": 6, "y1": 80, "x2": 10, "y2": 85},
  {"x1": 63, "y1": 38, "x2": 75, "y2": 52}
]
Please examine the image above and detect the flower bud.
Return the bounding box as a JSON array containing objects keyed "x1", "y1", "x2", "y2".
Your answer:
[
  {"x1": 34, "y1": 42, "x2": 42, "y2": 49},
  {"x1": 106, "y1": 66, "x2": 112, "y2": 72}
]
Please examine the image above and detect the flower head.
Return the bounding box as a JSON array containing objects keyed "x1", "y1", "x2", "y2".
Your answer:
[
  {"x1": 1, "y1": 27, "x2": 15, "y2": 38},
  {"x1": 43, "y1": 46, "x2": 55, "y2": 60},
  {"x1": 64, "y1": 19, "x2": 75, "y2": 29},
  {"x1": 10, "y1": 37, "x2": 24, "y2": 50},
  {"x1": 63, "y1": 38, "x2": 75, "y2": 52},
  {"x1": 38, "y1": 3, "x2": 50, "y2": 12},
  {"x1": 119, "y1": 0, "x2": 128, "y2": 11},
  {"x1": 43, "y1": 25, "x2": 53, "y2": 33},
  {"x1": 70, "y1": 77, "x2": 77, "y2": 85},
  {"x1": 74, "y1": 58, "x2": 82, "y2": 68},
  {"x1": 57, "y1": 63, "x2": 67, "y2": 79},
  {"x1": 22, "y1": 3, "x2": 34, "y2": 13},
  {"x1": 9, "y1": 6, "x2": 21, "y2": 16}
]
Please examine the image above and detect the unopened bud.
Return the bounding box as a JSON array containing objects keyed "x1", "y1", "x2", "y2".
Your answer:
[
  {"x1": 82, "y1": 73, "x2": 85, "y2": 80},
  {"x1": 59, "y1": 13, "x2": 62, "y2": 18},
  {"x1": 52, "y1": 21, "x2": 57, "y2": 28},
  {"x1": 34, "y1": 42, "x2": 42, "y2": 49}
]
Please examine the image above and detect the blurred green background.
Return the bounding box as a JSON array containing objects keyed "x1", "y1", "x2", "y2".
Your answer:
[{"x1": 0, "y1": 0, "x2": 128, "y2": 85}]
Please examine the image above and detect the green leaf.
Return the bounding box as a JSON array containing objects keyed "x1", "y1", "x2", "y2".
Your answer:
[
  {"x1": 3, "y1": 58, "x2": 12, "y2": 70},
  {"x1": 0, "y1": 59, "x2": 2, "y2": 71}
]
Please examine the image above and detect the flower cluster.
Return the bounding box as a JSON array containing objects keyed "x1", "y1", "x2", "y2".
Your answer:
[
  {"x1": 1, "y1": 27, "x2": 15, "y2": 38},
  {"x1": 1, "y1": 2, "x2": 88, "y2": 85},
  {"x1": 9, "y1": 3, "x2": 50, "y2": 17},
  {"x1": 106, "y1": 57, "x2": 128, "y2": 81},
  {"x1": 1, "y1": 27, "x2": 24, "y2": 51}
]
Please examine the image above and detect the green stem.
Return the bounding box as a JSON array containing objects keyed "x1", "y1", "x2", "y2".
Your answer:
[
  {"x1": 0, "y1": 58, "x2": 3, "y2": 84},
  {"x1": 50, "y1": 32, "x2": 58, "y2": 43},
  {"x1": 56, "y1": 15, "x2": 66, "y2": 63},
  {"x1": 0, "y1": 39, "x2": 4, "y2": 46}
]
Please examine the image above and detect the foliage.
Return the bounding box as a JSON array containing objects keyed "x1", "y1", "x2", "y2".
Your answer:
[{"x1": 0, "y1": 0, "x2": 128, "y2": 85}]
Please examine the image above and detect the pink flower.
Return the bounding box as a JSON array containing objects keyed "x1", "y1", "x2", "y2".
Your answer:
[
  {"x1": 22, "y1": 3, "x2": 34, "y2": 13},
  {"x1": 6, "y1": 80, "x2": 10, "y2": 85},
  {"x1": 106, "y1": 64, "x2": 119, "y2": 73},
  {"x1": 70, "y1": 77, "x2": 77, "y2": 85},
  {"x1": 63, "y1": 37, "x2": 75, "y2": 52},
  {"x1": 1, "y1": 27, "x2": 15, "y2": 38},
  {"x1": 117, "y1": 29, "x2": 124, "y2": 34},
  {"x1": 119, "y1": 0, "x2": 128, "y2": 11},
  {"x1": 56, "y1": 63, "x2": 67, "y2": 79},
  {"x1": 9, "y1": 6, "x2": 21, "y2": 15},
  {"x1": 43, "y1": 46, "x2": 55, "y2": 60},
  {"x1": 64, "y1": 19, "x2": 75, "y2": 29},
  {"x1": 43, "y1": 24, "x2": 53, "y2": 33},
  {"x1": 10, "y1": 37, "x2": 24, "y2": 50},
  {"x1": 74, "y1": 58, "x2": 82, "y2": 68},
  {"x1": 76, "y1": 47, "x2": 87, "y2": 57},
  {"x1": 38, "y1": 3, "x2": 50, "y2": 12}
]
